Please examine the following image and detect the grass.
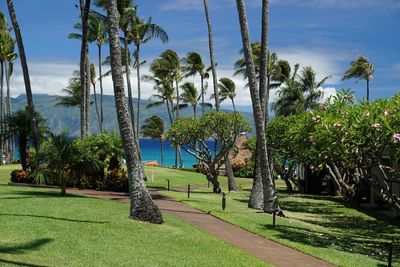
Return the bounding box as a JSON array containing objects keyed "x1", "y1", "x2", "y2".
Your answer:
[
  {"x1": 0, "y1": 165, "x2": 269, "y2": 267},
  {"x1": 152, "y1": 166, "x2": 400, "y2": 267}
]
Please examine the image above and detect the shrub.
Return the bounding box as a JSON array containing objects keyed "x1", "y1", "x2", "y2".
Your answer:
[
  {"x1": 10, "y1": 169, "x2": 30, "y2": 183},
  {"x1": 234, "y1": 166, "x2": 254, "y2": 178}
]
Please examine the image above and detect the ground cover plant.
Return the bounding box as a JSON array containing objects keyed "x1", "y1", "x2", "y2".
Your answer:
[
  {"x1": 0, "y1": 165, "x2": 269, "y2": 267},
  {"x1": 152, "y1": 166, "x2": 400, "y2": 267}
]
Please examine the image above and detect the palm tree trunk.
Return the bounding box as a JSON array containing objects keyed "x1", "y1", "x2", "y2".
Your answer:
[
  {"x1": 106, "y1": 0, "x2": 163, "y2": 224},
  {"x1": 7, "y1": 0, "x2": 40, "y2": 150},
  {"x1": 135, "y1": 44, "x2": 141, "y2": 139},
  {"x1": 231, "y1": 97, "x2": 236, "y2": 112},
  {"x1": 225, "y1": 156, "x2": 238, "y2": 191},
  {"x1": 0, "y1": 61, "x2": 4, "y2": 165},
  {"x1": 79, "y1": 0, "x2": 91, "y2": 139},
  {"x1": 236, "y1": 0, "x2": 280, "y2": 214},
  {"x1": 366, "y1": 79, "x2": 370, "y2": 101},
  {"x1": 6, "y1": 62, "x2": 13, "y2": 162},
  {"x1": 259, "y1": 0, "x2": 269, "y2": 118},
  {"x1": 160, "y1": 138, "x2": 164, "y2": 166},
  {"x1": 203, "y1": 0, "x2": 220, "y2": 111},
  {"x1": 249, "y1": 152, "x2": 264, "y2": 209},
  {"x1": 92, "y1": 83, "x2": 101, "y2": 132},
  {"x1": 175, "y1": 79, "x2": 180, "y2": 169},
  {"x1": 201, "y1": 75, "x2": 205, "y2": 116},
  {"x1": 85, "y1": 55, "x2": 91, "y2": 135},
  {"x1": 98, "y1": 44, "x2": 104, "y2": 132},
  {"x1": 123, "y1": 32, "x2": 136, "y2": 133},
  {"x1": 193, "y1": 105, "x2": 196, "y2": 119},
  {"x1": 166, "y1": 100, "x2": 173, "y2": 124}
]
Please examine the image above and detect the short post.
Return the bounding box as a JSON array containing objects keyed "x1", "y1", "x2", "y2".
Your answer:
[
  {"x1": 386, "y1": 242, "x2": 393, "y2": 267},
  {"x1": 167, "y1": 179, "x2": 170, "y2": 191},
  {"x1": 272, "y1": 210, "x2": 276, "y2": 228},
  {"x1": 222, "y1": 192, "x2": 226, "y2": 210},
  {"x1": 187, "y1": 184, "x2": 190, "y2": 198}
]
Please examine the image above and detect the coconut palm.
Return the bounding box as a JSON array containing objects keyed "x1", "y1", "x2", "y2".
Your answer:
[
  {"x1": 128, "y1": 14, "x2": 168, "y2": 138},
  {"x1": 180, "y1": 82, "x2": 200, "y2": 118},
  {"x1": 300, "y1": 66, "x2": 330, "y2": 110},
  {"x1": 141, "y1": 116, "x2": 165, "y2": 166},
  {"x1": 183, "y1": 52, "x2": 210, "y2": 116},
  {"x1": 6, "y1": 1, "x2": 41, "y2": 152},
  {"x1": 105, "y1": 0, "x2": 163, "y2": 224},
  {"x1": 56, "y1": 71, "x2": 82, "y2": 108},
  {"x1": 235, "y1": 0, "x2": 280, "y2": 214},
  {"x1": 342, "y1": 56, "x2": 374, "y2": 101},
  {"x1": 203, "y1": 0, "x2": 220, "y2": 111},
  {"x1": 218, "y1": 78, "x2": 237, "y2": 112}
]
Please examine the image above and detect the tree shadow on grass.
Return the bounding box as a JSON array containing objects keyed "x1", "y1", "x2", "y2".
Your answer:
[
  {"x1": 263, "y1": 224, "x2": 393, "y2": 263},
  {"x1": 0, "y1": 213, "x2": 109, "y2": 224},
  {"x1": 0, "y1": 190, "x2": 87, "y2": 200},
  {"x1": 0, "y1": 238, "x2": 53, "y2": 267}
]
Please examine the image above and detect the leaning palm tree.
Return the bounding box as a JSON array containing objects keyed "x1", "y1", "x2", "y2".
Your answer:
[
  {"x1": 341, "y1": 56, "x2": 374, "y2": 101},
  {"x1": 180, "y1": 82, "x2": 200, "y2": 118},
  {"x1": 105, "y1": 0, "x2": 163, "y2": 224},
  {"x1": 218, "y1": 77, "x2": 237, "y2": 112},
  {"x1": 6, "y1": 0, "x2": 40, "y2": 151},
  {"x1": 141, "y1": 116, "x2": 165, "y2": 166},
  {"x1": 183, "y1": 52, "x2": 210, "y2": 116},
  {"x1": 129, "y1": 14, "x2": 168, "y2": 138}
]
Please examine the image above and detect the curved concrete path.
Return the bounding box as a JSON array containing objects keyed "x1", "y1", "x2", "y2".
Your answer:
[{"x1": 65, "y1": 187, "x2": 334, "y2": 267}]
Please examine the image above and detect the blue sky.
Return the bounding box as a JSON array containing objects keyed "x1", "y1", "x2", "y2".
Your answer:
[{"x1": 0, "y1": 0, "x2": 399, "y2": 111}]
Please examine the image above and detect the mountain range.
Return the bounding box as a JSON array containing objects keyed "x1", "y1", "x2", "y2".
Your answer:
[{"x1": 11, "y1": 94, "x2": 255, "y2": 136}]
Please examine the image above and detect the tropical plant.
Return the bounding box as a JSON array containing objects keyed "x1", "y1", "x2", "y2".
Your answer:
[
  {"x1": 4, "y1": 108, "x2": 45, "y2": 171},
  {"x1": 218, "y1": 77, "x2": 237, "y2": 111},
  {"x1": 342, "y1": 56, "x2": 374, "y2": 101},
  {"x1": 105, "y1": 0, "x2": 163, "y2": 224},
  {"x1": 167, "y1": 111, "x2": 250, "y2": 193},
  {"x1": 180, "y1": 82, "x2": 200, "y2": 118},
  {"x1": 141, "y1": 116, "x2": 165, "y2": 166},
  {"x1": 128, "y1": 13, "x2": 168, "y2": 138},
  {"x1": 183, "y1": 52, "x2": 210, "y2": 116}
]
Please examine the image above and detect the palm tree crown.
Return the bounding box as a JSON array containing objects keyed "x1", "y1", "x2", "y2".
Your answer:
[{"x1": 341, "y1": 56, "x2": 374, "y2": 100}]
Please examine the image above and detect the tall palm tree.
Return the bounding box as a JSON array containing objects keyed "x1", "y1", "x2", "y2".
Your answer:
[
  {"x1": 5, "y1": 41, "x2": 17, "y2": 162},
  {"x1": 235, "y1": 0, "x2": 280, "y2": 214},
  {"x1": 183, "y1": 52, "x2": 210, "y2": 116},
  {"x1": 6, "y1": 0, "x2": 40, "y2": 151},
  {"x1": 203, "y1": 0, "x2": 220, "y2": 111},
  {"x1": 341, "y1": 56, "x2": 374, "y2": 101},
  {"x1": 300, "y1": 66, "x2": 330, "y2": 110},
  {"x1": 105, "y1": 0, "x2": 163, "y2": 224},
  {"x1": 129, "y1": 14, "x2": 168, "y2": 138},
  {"x1": 180, "y1": 82, "x2": 200, "y2": 118},
  {"x1": 141, "y1": 116, "x2": 165, "y2": 166},
  {"x1": 218, "y1": 77, "x2": 237, "y2": 112}
]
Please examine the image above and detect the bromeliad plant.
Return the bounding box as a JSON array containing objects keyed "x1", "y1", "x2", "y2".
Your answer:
[
  {"x1": 267, "y1": 90, "x2": 400, "y2": 209},
  {"x1": 167, "y1": 111, "x2": 250, "y2": 193}
]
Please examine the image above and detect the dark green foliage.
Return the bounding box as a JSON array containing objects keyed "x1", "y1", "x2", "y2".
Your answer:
[
  {"x1": 10, "y1": 169, "x2": 30, "y2": 183},
  {"x1": 233, "y1": 166, "x2": 254, "y2": 178}
]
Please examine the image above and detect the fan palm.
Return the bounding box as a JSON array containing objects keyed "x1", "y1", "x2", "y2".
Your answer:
[
  {"x1": 129, "y1": 14, "x2": 168, "y2": 138},
  {"x1": 183, "y1": 52, "x2": 210, "y2": 116},
  {"x1": 141, "y1": 116, "x2": 165, "y2": 166},
  {"x1": 341, "y1": 56, "x2": 374, "y2": 101},
  {"x1": 218, "y1": 77, "x2": 237, "y2": 112}
]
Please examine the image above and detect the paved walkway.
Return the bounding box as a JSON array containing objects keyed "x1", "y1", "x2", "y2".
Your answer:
[{"x1": 64, "y1": 186, "x2": 334, "y2": 267}]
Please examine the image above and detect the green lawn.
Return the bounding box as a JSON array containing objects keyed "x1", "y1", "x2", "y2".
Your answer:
[
  {"x1": 0, "y1": 165, "x2": 269, "y2": 267},
  {"x1": 153, "y1": 166, "x2": 400, "y2": 267}
]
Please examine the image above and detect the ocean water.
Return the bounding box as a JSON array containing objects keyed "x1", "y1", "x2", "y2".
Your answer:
[{"x1": 139, "y1": 139, "x2": 215, "y2": 168}]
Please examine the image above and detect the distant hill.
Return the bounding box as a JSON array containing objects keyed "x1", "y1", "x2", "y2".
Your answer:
[{"x1": 11, "y1": 94, "x2": 255, "y2": 136}]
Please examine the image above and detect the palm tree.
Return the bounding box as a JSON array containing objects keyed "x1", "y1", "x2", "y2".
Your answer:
[
  {"x1": 180, "y1": 82, "x2": 200, "y2": 118},
  {"x1": 6, "y1": 0, "x2": 40, "y2": 152},
  {"x1": 56, "y1": 71, "x2": 82, "y2": 108},
  {"x1": 203, "y1": 0, "x2": 220, "y2": 111},
  {"x1": 90, "y1": 63, "x2": 102, "y2": 131},
  {"x1": 235, "y1": 0, "x2": 280, "y2": 214},
  {"x1": 5, "y1": 40, "x2": 17, "y2": 162},
  {"x1": 4, "y1": 108, "x2": 45, "y2": 171},
  {"x1": 218, "y1": 78, "x2": 237, "y2": 112},
  {"x1": 141, "y1": 116, "x2": 165, "y2": 166},
  {"x1": 183, "y1": 52, "x2": 210, "y2": 116},
  {"x1": 300, "y1": 66, "x2": 330, "y2": 110},
  {"x1": 342, "y1": 56, "x2": 374, "y2": 101},
  {"x1": 129, "y1": 14, "x2": 168, "y2": 138},
  {"x1": 105, "y1": 0, "x2": 163, "y2": 224}
]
